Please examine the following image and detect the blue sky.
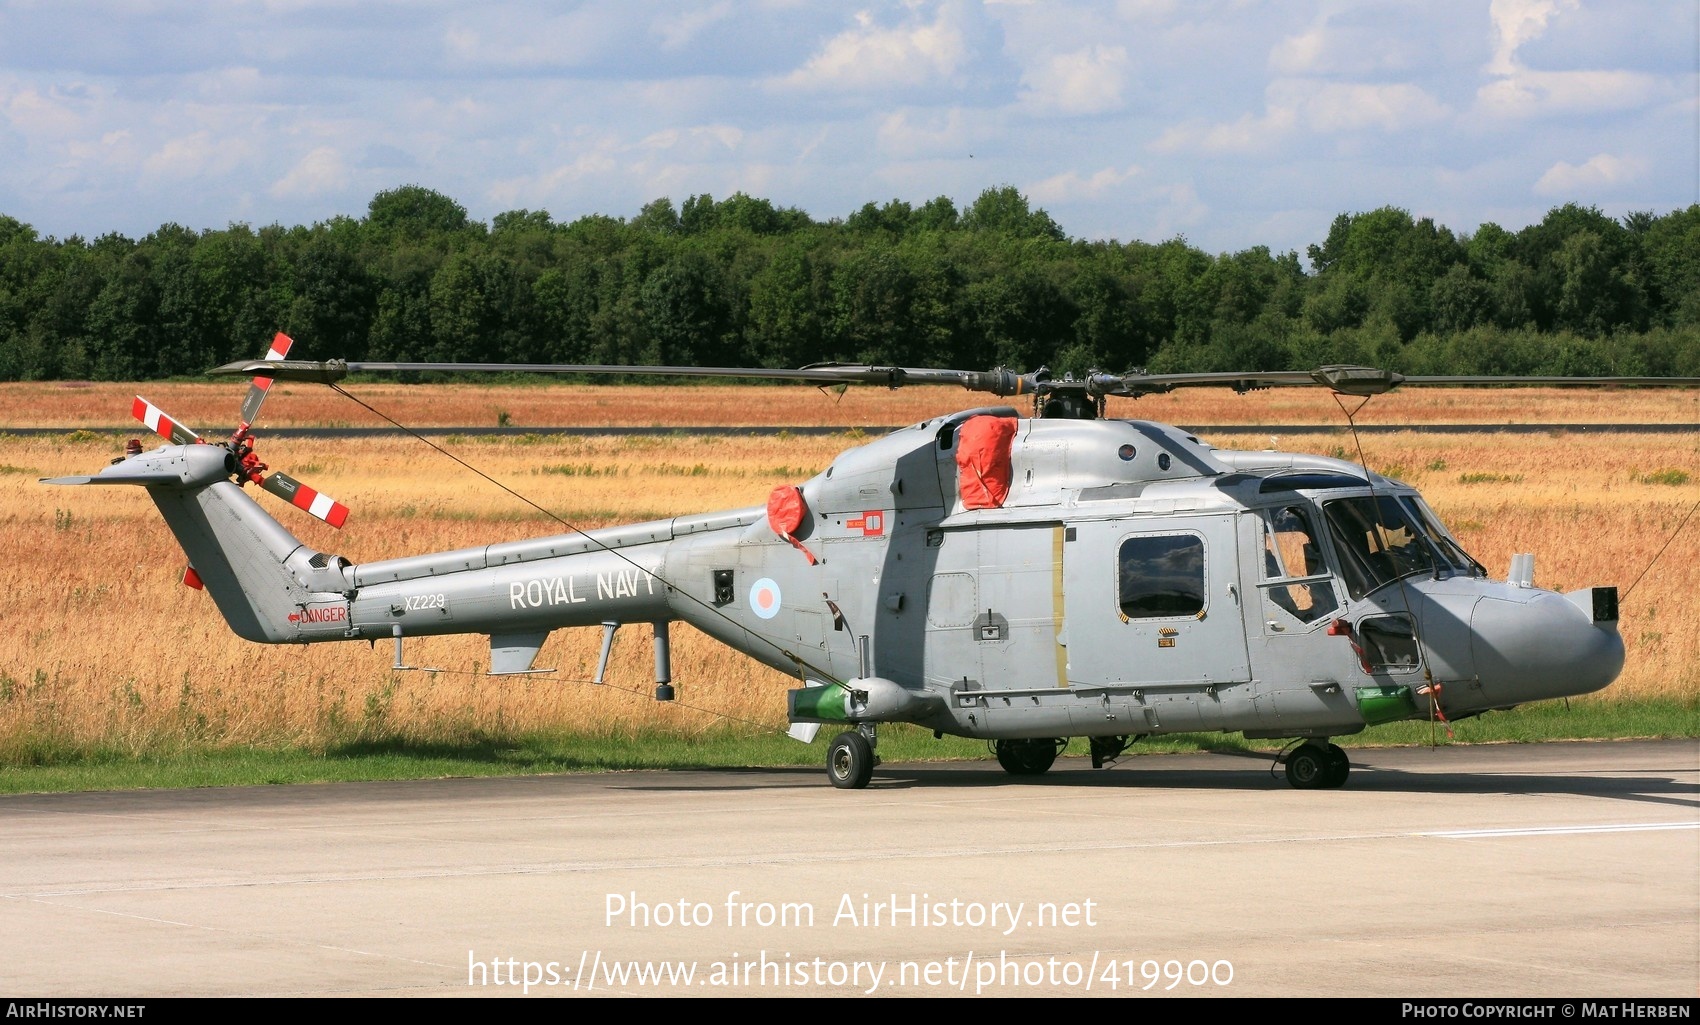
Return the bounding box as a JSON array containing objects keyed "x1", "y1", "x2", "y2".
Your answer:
[{"x1": 1, "y1": 0, "x2": 1694, "y2": 258}]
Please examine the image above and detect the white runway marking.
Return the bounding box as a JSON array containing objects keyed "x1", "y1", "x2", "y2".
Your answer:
[{"x1": 1422, "y1": 821, "x2": 1699, "y2": 839}]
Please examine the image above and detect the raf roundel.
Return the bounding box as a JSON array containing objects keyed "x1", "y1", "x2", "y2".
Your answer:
[{"x1": 749, "y1": 577, "x2": 782, "y2": 620}]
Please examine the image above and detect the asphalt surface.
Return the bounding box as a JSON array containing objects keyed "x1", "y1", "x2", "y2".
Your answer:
[{"x1": 2, "y1": 739, "x2": 1696, "y2": 998}]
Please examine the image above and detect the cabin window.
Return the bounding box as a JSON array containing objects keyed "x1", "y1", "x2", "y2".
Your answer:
[
  {"x1": 1258, "y1": 505, "x2": 1339, "y2": 624},
  {"x1": 1117, "y1": 533, "x2": 1205, "y2": 619}
]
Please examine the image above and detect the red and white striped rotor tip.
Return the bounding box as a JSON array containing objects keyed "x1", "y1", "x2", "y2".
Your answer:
[
  {"x1": 240, "y1": 332, "x2": 294, "y2": 427},
  {"x1": 132, "y1": 396, "x2": 201, "y2": 446},
  {"x1": 262, "y1": 471, "x2": 351, "y2": 529}
]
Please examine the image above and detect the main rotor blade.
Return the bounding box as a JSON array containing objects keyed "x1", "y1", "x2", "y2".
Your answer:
[
  {"x1": 260, "y1": 471, "x2": 350, "y2": 529},
  {"x1": 132, "y1": 396, "x2": 202, "y2": 446},
  {"x1": 238, "y1": 332, "x2": 294, "y2": 426},
  {"x1": 211, "y1": 358, "x2": 1700, "y2": 401},
  {"x1": 208, "y1": 359, "x2": 1044, "y2": 396},
  {"x1": 1099, "y1": 367, "x2": 1405, "y2": 397},
  {"x1": 1102, "y1": 366, "x2": 1700, "y2": 398},
  {"x1": 1392, "y1": 374, "x2": 1700, "y2": 388}
]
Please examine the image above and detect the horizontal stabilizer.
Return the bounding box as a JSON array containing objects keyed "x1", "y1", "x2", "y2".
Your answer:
[
  {"x1": 41, "y1": 445, "x2": 233, "y2": 489},
  {"x1": 42, "y1": 467, "x2": 187, "y2": 486}
]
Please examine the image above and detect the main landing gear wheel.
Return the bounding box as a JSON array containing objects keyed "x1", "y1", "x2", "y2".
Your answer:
[
  {"x1": 827, "y1": 731, "x2": 874, "y2": 790},
  {"x1": 995, "y1": 738, "x2": 1062, "y2": 777},
  {"x1": 1285, "y1": 743, "x2": 1350, "y2": 789}
]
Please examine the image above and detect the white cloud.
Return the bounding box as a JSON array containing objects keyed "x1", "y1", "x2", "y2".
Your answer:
[
  {"x1": 1269, "y1": 26, "x2": 1331, "y2": 77},
  {"x1": 653, "y1": 1, "x2": 734, "y2": 51},
  {"x1": 1487, "y1": 0, "x2": 1578, "y2": 76},
  {"x1": 1018, "y1": 45, "x2": 1129, "y2": 116},
  {"x1": 190, "y1": 66, "x2": 266, "y2": 103},
  {"x1": 1300, "y1": 82, "x2": 1449, "y2": 133},
  {"x1": 268, "y1": 146, "x2": 349, "y2": 199},
  {"x1": 1145, "y1": 180, "x2": 1209, "y2": 242},
  {"x1": 1, "y1": 82, "x2": 96, "y2": 139},
  {"x1": 1534, "y1": 152, "x2": 1647, "y2": 195},
  {"x1": 441, "y1": 8, "x2": 618, "y2": 71},
  {"x1": 1269, "y1": 16, "x2": 1432, "y2": 79},
  {"x1": 141, "y1": 130, "x2": 251, "y2": 180},
  {"x1": 779, "y1": 5, "x2": 968, "y2": 91},
  {"x1": 1114, "y1": 0, "x2": 1177, "y2": 18},
  {"x1": 1476, "y1": 68, "x2": 1664, "y2": 118},
  {"x1": 1155, "y1": 77, "x2": 1446, "y2": 155},
  {"x1": 0, "y1": 1, "x2": 1691, "y2": 259},
  {"x1": 1474, "y1": 0, "x2": 1657, "y2": 119},
  {"x1": 876, "y1": 108, "x2": 967, "y2": 158},
  {"x1": 637, "y1": 124, "x2": 744, "y2": 159},
  {"x1": 56, "y1": 129, "x2": 140, "y2": 176},
  {"x1": 1026, "y1": 164, "x2": 1141, "y2": 203},
  {"x1": 1152, "y1": 106, "x2": 1297, "y2": 156},
  {"x1": 488, "y1": 145, "x2": 622, "y2": 208}
]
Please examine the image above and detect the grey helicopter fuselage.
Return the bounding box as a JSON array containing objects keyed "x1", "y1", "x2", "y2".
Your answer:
[{"x1": 79, "y1": 404, "x2": 1625, "y2": 769}]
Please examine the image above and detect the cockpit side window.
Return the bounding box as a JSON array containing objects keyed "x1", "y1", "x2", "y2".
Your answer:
[
  {"x1": 1259, "y1": 505, "x2": 1339, "y2": 624},
  {"x1": 1399, "y1": 495, "x2": 1482, "y2": 576},
  {"x1": 1322, "y1": 496, "x2": 1435, "y2": 600}
]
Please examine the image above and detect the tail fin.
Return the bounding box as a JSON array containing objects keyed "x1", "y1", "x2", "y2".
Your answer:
[{"x1": 45, "y1": 444, "x2": 353, "y2": 643}]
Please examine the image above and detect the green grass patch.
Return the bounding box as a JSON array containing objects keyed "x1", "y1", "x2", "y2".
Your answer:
[
  {"x1": 762, "y1": 466, "x2": 824, "y2": 478},
  {"x1": 1630, "y1": 468, "x2": 1692, "y2": 486},
  {"x1": 0, "y1": 698, "x2": 1692, "y2": 796},
  {"x1": 1354, "y1": 696, "x2": 1700, "y2": 745}
]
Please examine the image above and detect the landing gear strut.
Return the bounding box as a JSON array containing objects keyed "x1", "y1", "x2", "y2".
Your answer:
[
  {"x1": 1285, "y1": 741, "x2": 1350, "y2": 789},
  {"x1": 1089, "y1": 734, "x2": 1143, "y2": 768},
  {"x1": 827, "y1": 726, "x2": 879, "y2": 789}
]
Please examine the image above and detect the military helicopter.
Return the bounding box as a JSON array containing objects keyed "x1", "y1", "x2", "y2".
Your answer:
[{"x1": 44, "y1": 336, "x2": 1699, "y2": 789}]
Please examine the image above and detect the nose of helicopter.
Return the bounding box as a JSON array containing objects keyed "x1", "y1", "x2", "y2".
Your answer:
[{"x1": 1467, "y1": 587, "x2": 1624, "y2": 706}]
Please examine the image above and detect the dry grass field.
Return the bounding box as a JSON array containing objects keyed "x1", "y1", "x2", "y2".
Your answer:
[
  {"x1": 5, "y1": 378, "x2": 1700, "y2": 430},
  {"x1": 1, "y1": 381, "x2": 1696, "y2": 760}
]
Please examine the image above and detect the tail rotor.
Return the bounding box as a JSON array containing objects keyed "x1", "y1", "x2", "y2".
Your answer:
[{"x1": 132, "y1": 331, "x2": 351, "y2": 530}]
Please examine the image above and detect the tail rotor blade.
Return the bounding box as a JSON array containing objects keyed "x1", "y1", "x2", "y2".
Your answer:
[
  {"x1": 239, "y1": 332, "x2": 295, "y2": 426},
  {"x1": 132, "y1": 396, "x2": 202, "y2": 446},
  {"x1": 260, "y1": 471, "x2": 350, "y2": 529}
]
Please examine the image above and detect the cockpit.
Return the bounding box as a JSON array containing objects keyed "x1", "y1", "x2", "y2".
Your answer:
[
  {"x1": 1249, "y1": 474, "x2": 1486, "y2": 617},
  {"x1": 1319, "y1": 493, "x2": 1483, "y2": 600}
]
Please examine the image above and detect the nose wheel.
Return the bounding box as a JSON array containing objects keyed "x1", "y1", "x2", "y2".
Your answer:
[
  {"x1": 1284, "y1": 742, "x2": 1350, "y2": 789},
  {"x1": 827, "y1": 729, "x2": 877, "y2": 789}
]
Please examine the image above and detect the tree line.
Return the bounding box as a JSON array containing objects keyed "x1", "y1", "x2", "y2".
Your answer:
[{"x1": 1, "y1": 184, "x2": 1696, "y2": 383}]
